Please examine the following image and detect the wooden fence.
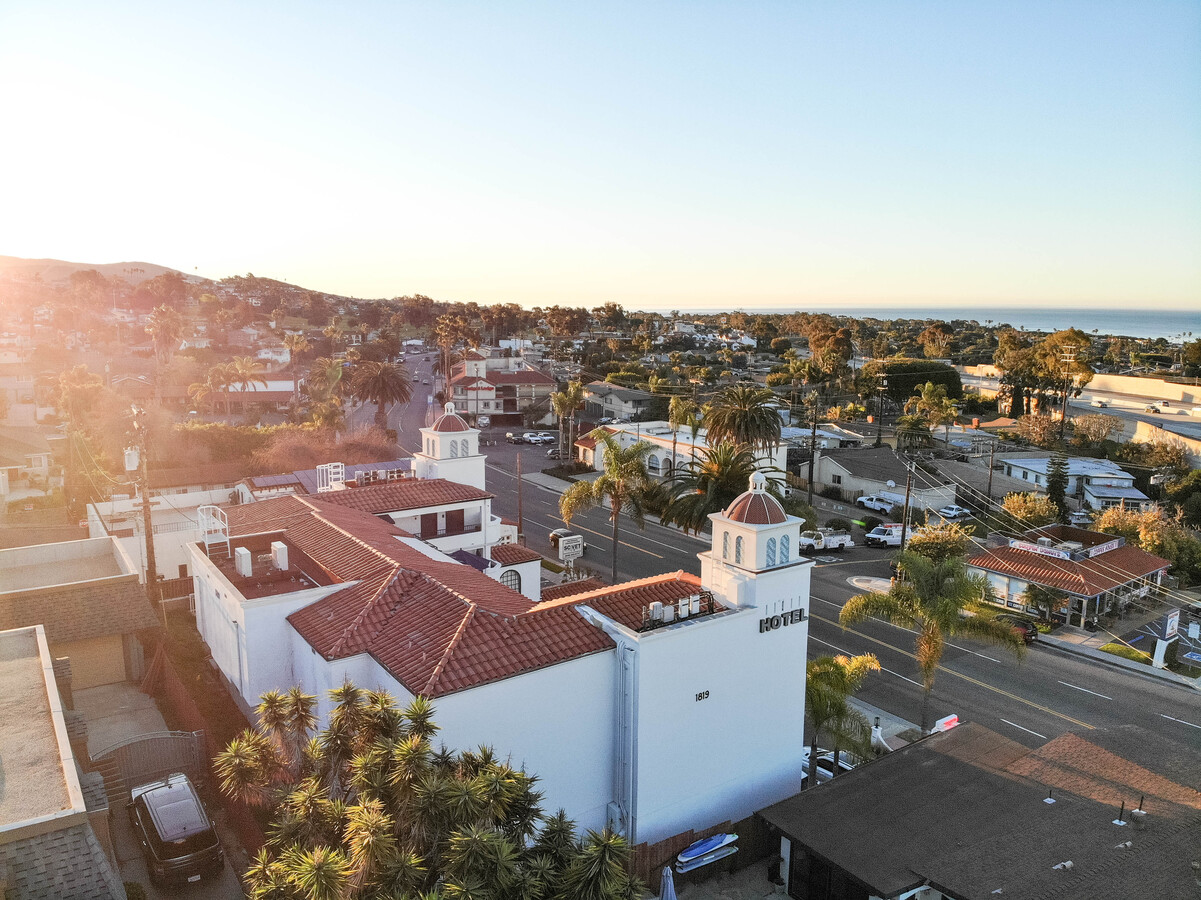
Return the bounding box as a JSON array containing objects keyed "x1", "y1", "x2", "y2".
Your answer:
[{"x1": 628, "y1": 812, "x2": 775, "y2": 886}]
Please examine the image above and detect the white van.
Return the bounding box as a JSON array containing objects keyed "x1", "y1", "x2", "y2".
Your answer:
[{"x1": 477, "y1": 415, "x2": 491, "y2": 428}]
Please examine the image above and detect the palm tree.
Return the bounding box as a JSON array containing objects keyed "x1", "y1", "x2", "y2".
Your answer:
[
  {"x1": 144, "y1": 304, "x2": 184, "y2": 403},
  {"x1": 667, "y1": 395, "x2": 699, "y2": 476},
  {"x1": 703, "y1": 384, "x2": 783, "y2": 450},
  {"x1": 906, "y1": 380, "x2": 958, "y2": 446},
  {"x1": 560, "y1": 429, "x2": 653, "y2": 583},
  {"x1": 227, "y1": 356, "x2": 268, "y2": 417},
  {"x1": 186, "y1": 376, "x2": 218, "y2": 414},
  {"x1": 662, "y1": 443, "x2": 782, "y2": 534},
  {"x1": 550, "y1": 380, "x2": 586, "y2": 460},
  {"x1": 215, "y1": 684, "x2": 644, "y2": 900},
  {"x1": 205, "y1": 362, "x2": 235, "y2": 417},
  {"x1": 839, "y1": 549, "x2": 1027, "y2": 733},
  {"x1": 350, "y1": 361, "x2": 413, "y2": 430},
  {"x1": 283, "y1": 333, "x2": 311, "y2": 402},
  {"x1": 805, "y1": 653, "x2": 880, "y2": 786}
]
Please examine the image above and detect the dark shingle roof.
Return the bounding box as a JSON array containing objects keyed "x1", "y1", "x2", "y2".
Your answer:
[{"x1": 0, "y1": 821, "x2": 126, "y2": 899}]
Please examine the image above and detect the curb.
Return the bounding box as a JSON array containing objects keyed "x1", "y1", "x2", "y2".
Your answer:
[{"x1": 1039, "y1": 635, "x2": 1201, "y2": 691}]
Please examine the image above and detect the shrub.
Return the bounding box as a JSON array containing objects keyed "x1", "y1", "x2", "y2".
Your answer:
[
  {"x1": 124, "y1": 884, "x2": 147, "y2": 900},
  {"x1": 819, "y1": 485, "x2": 843, "y2": 500},
  {"x1": 1099, "y1": 642, "x2": 1152, "y2": 664},
  {"x1": 825, "y1": 517, "x2": 852, "y2": 532},
  {"x1": 861, "y1": 515, "x2": 883, "y2": 532}
]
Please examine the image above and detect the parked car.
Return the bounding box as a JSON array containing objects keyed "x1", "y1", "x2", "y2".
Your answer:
[
  {"x1": 995, "y1": 613, "x2": 1039, "y2": 645},
  {"x1": 129, "y1": 773, "x2": 224, "y2": 886},
  {"x1": 549, "y1": 528, "x2": 586, "y2": 551},
  {"x1": 1090, "y1": 398, "x2": 1108, "y2": 408},
  {"x1": 800, "y1": 747, "x2": 860, "y2": 787},
  {"x1": 476, "y1": 415, "x2": 491, "y2": 428},
  {"x1": 505, "y1": 433, "x2": 525, "y2": 444},
  {"x1": 1069, "y1": 510, "x2": 1093, "y2": 526},
  {"x1": 546, "y1": 448, "x2": 564, "y2": 459},
  {"x1": 864, "y1": 524, "x2": 905, "y2": 547},
  {"x1": 936, "y1": 504, "x2": 971, "y2": 519}
]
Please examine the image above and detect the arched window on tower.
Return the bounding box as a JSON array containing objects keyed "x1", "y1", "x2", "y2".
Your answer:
[
  {"x1": 766, "y1": 537, "x2": 776, "y2": 567},
  {"x1": 449, "y1": 440, "x2": 459, "y2": 459},
  {"x1": 722, "y1": 532, "x2": 730, "y2": 560},
  {"x1": 780, "y1": 534, "x2": 790, "y2": 563},
  {"x1": 459, "y1": 439, "x2": 469, "y2": 457},
  {"x1": 735, "y1": 536, "x2": 744, "y2": 565},
  {"x1": 500, "y1": 569, "x2": 521, "y2": 592}
]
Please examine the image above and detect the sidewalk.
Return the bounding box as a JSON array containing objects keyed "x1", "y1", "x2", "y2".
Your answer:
[{"x1": 1040, "y1": 605, "x2": 1201, "y2": 691}]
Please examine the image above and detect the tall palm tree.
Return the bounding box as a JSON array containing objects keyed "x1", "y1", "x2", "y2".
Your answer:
[
  {"x1": 906, "y1": 380, "x2": 958, "y2": 446},
  {"x1": 662, "y1": 443, "x2": 782, "y2": 534},
  {"x1": 205, "y1": 362, "x2": 235, "y2": 417},
  {"x1": 144, "y1": 304, "x2": 184, "y2": 404},
  {"x1": 560, "y1": 429, "x2": 653, "y2": 583},
  {"x1": 350, "y1": 360, "x2": 413, "y2": 430},
  {"x1": 227, "y1": 355, "x2": 268, "y2": 418},
  {"x1": 839, "y1": 549, "x2": 1026, "y2": 733},
  {"x1": 805, "y1": 653, "x2": 880, "y2": 785},
  {"x1": 283, "y1": 332, "x2": 311, "y2": 402},
  {"x1": 551, "y1": 380, "x2": 586, "y2": 460},
  {"x1": 703, "y1": 384, "x2": 783, "y2": 450},
  {"x1": 667, "y1": 395, "x2": 699, "y2": 476}
]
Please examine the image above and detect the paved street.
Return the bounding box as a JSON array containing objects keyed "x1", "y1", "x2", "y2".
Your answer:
[{"x1": 363, "y1": 356, "x2": 1201, "y2": 754}]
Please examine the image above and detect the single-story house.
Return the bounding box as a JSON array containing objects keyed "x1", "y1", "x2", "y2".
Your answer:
[{"x1": 812, "y1": 448, "x2": 957, "y2": 511}]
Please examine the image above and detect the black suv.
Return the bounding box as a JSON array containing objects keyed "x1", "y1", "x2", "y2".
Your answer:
[
  {"x1": 129, "y1": 773, "x2": 224, "y2": 886},
  {"x1": 996, "y1": 613, "x2": 1039, "y2": 645}
]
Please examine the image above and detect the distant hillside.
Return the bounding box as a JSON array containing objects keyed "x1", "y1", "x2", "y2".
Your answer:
[{"x1": 0, "y1": 255, "x2": 187, "y2": 285}]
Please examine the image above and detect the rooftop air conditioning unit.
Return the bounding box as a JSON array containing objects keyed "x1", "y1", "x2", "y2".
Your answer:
[
  {"x1": 234, "y1": 546, "x2": 253, "y2": 577},
  {"x1": 1058, "y1": 542, "x2": 1084, "y2": 552},
  {"x1": 649, "y1": 601, "x2": 663, "y2": 622},
  {"x1": 677, "y1": 599, "x2": 690, "y2": 619},
  {"x1": 1037, "y1": 537, "x2": 1053, "y2": 547},
  {"x1": 270, "y1": 541, "x2": 288, "y2": 571}
]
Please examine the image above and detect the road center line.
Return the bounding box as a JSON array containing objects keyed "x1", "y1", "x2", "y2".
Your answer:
[
  {"x1": 811, "y1": 596, "x2": 1001, "y2": 663},
  {"x1": 809, "y1": 612, "x2": 1094, "y2": 730},
  {"x1": 1161, "y1": 714, "x2": 1201, "y2": 730},
  {"x1": 1001, "y1": 719, "x2": 1047, "y2": 740},
  {"x1": 1058, "y1": 681, "x2": 1113, "y2": 701},
  {"x1": 812, "y1": 635, "x2": 921, "y2": 686}
]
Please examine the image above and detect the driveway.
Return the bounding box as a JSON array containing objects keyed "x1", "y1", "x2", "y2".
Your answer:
[{"x1": 75, "y1": 683, "x2": 246, "y2": 899}]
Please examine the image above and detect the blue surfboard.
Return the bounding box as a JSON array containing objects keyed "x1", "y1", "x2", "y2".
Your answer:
[
  {"x1": 676, "y1": 844, "x2": 738, "y2": 873},
  {"x1": 677, "y1": 832, "x2": 737, "y2": 864}
]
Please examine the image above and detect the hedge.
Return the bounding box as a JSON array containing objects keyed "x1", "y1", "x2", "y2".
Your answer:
[{"x1": 881, "y1": 359, "x2": 963, "y2": 401}]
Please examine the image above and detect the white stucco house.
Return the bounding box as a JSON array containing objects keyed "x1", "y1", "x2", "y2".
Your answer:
[
  {"x1": 999, "y1": 456, "x2": 1148, "y2": 510},
  {"x1": 576, "y1": 420, "x2": 789, "y2": 479},
  {"x1": 190, "y1": 461, "x2": 812, "y2": 846}
]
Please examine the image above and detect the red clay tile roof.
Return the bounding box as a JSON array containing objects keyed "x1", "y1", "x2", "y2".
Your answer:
[
  {"x1": 540, "y1": 578, "x2": 608, "y2": 601},
  {"x1": 967, "y1": 544, "x2": 1170, "y2": 596},
  {"x1": 574, "y1": 426, "x2": 617, "y2": 451},
  {"x1": 491, "y1": 543, "x2": 542, "y2": 566},
  {"x1": 431, "y1": 412, "x2": 470, "y2": 432},
  {"x1": 451, "y1": 375, "x2": 494, "y2": 389},
  {"x1": 225, "y1": 495, "x2": 612, "y2": 696},
  {"x1": 724, "y1": 490, "x2": 787, "y2": 525},
  {"x1": 532, "y1": 571, "x2": 705, "y2": 631},
  {"x1": 464, "y1": 350, "x2": 486, "y2": 361},
  {"x1": 486, "y1": 369, "x2": 554, "y2": 386},
  {"x1": 301, "y1": 479, "x2": 492, "y2": 514}
]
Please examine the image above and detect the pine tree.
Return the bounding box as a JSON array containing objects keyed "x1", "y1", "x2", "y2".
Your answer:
[{"x1": 1046, "y1": 452, "x2": 1070, "y2": 521}]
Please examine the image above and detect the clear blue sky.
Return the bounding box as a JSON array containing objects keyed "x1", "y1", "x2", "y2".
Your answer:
[{"x1": 1, "y1": 1, "x2": 1198, "y2": 309}]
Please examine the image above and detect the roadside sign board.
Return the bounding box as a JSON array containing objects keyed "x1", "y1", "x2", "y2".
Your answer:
[{"x1": 558, "y1": 535, "x2": 584, "y2": 562}]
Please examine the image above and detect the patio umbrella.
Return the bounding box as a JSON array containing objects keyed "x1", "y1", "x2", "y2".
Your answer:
[{"x1": 659, "y1": 865, "x2": 679, "y2": 900}]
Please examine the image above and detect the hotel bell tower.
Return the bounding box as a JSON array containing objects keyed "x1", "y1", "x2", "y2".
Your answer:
[
  {"x1": 700, "y1": 472, "x2": 813, "y2": 615},
  {"x1": 414, "y1": 403, "x2": 485, "y2": 490}
]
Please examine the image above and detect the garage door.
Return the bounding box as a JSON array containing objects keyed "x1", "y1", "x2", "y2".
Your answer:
[{"x1": 55, "y1": 634, "x2": 127, "y2": 689}]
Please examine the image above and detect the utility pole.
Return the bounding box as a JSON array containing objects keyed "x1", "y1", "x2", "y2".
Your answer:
[
  {"x1": 516, "y1": 450, "x2": 525, "y2": 545},
  {"x1": 129, "y1": 406, "x2": 165, "y2": 628},
  {"x1": 806, "y1": 395, "x2": 820, "y2": 506},
  {"x1": 899, "y1": 461, "x2": 915, "y2": 549},
  {"x1": 1059, "y1": 349, "x2": 1076, "y2": 440},
  {"x1": 985, "y1": 441, "x2": 997, "y2": 504},
  {"x1": 874, "y1": 376, "x2": 888, "y2": 448}
]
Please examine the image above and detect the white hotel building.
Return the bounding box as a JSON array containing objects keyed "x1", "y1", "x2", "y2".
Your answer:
[{"x1": 191, "y1": 407, "x2": 812, "y2": 845}]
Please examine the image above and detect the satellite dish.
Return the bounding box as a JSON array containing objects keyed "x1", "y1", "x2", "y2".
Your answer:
[{"x1": 886, "y1": 480, "x2": 896, "y2": 489}]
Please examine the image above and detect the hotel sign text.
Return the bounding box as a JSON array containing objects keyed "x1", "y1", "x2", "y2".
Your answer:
[{"x1": 760, "y1": 609, "x2": 808, "y2": 633}]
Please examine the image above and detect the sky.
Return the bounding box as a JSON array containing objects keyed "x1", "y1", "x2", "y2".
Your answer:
[{"x1": 1, "y1": 1, "x2": 1199, "y2": 310}]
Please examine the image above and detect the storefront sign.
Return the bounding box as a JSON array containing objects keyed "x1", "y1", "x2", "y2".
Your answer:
[
  {"x1": 760, "y1": 609, "x2": 808, "y2": 633},
  {"x1": 1009, "y1": 540, "x2": 1070, "y2": 559},
  {"x1": 1087, "y1": 539, "x2": 1122, "y2": 558},
  {"x1": 558, "y1": 535, "x2": 584, "y2": 562},
  {"x1": 1148, "y1": 609, "x2": 1180, "y2": 641}
]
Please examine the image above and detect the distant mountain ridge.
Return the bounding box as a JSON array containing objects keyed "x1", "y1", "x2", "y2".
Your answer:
[{"x1": 0, "y1": 255, "x2": 186, "y2": 285}]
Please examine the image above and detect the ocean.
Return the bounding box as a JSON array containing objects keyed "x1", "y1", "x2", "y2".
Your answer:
[{"x1": 660, "y1": 306, "x2": 1199, "y2": 341}]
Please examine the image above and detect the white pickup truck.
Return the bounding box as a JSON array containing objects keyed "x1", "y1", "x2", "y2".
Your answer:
[
  {"x1": 856, "y1": 492, "x2": 906, "y2": 514},
  {"x1": 798, "y1": 529, "x2": 854, "y2": 552}
]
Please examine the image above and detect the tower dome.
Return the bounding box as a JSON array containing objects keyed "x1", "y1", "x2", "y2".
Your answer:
[
  {"x1": 723, "y1": 472, "x2": 787, "y2": 525},
  {"x1": 432, "y1": 402, "x2": 470, "y2": 433}
]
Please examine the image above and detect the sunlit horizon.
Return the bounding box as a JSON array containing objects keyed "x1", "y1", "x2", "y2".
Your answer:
[{"x1": 2, "y1": 2, "x2": 1198, "y2": 311}]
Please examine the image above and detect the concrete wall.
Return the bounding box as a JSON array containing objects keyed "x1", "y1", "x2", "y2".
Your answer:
[
  {"x1": 630, "y1": 604, "x2": 808, "y2": 845},
  {"x1": 1088, "y1": 374, "x2": 1200, "y2": 404}
]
